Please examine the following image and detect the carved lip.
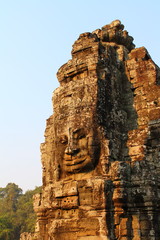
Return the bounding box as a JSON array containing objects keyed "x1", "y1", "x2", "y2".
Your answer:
[{"x1": 64, "y1": 159, "x2": 85, "y2": 166}]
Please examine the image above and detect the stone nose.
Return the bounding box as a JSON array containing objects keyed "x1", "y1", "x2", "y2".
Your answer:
[{"x1": 65, "y1": 146, "x2": 80, "y2": 155}]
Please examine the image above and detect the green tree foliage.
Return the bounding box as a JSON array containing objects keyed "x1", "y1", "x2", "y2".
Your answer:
[
  {"x1": 16, "y1": 186, "x2": 42, "y2": 233},
  {"x1": 0, "y1": 183, "x2": 41, "y2": 240},
  {"x1": 0, "y1": 216, "x2": 14, "y2": 240}
]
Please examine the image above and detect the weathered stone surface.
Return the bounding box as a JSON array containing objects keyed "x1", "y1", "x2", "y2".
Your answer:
[
  {"x1": 22, "y1": 20, "x2": 160, "y2": 239},
  {"x1": 20, "y1": 232, "x2": 38, "y2": 240}
]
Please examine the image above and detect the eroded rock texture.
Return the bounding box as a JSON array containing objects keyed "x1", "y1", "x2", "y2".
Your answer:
[{"x1": 21, "y1": 20, "x2": 160, "y2": 240}]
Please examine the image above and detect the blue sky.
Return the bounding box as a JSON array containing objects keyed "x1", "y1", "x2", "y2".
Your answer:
[{"x1": 0, "y1": 0, "x2": 160, "y2": 192}]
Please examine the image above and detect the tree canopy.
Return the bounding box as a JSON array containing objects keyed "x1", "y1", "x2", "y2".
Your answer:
[{"x1": 0, "y1": 183, "x2": 41, "y2": 240}]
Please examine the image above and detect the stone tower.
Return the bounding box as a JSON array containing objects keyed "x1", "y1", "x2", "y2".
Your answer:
[{"x1": 21, "y1": 20, "x2": 160, "y2": 240}]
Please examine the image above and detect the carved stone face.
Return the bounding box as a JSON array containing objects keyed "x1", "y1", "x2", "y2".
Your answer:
[
  {"x1": 53, "y1": 79, "x2": 100, "y2": 176},
  {"x1": 56, "y1": 124, "x2": 100, "y2": 174}
]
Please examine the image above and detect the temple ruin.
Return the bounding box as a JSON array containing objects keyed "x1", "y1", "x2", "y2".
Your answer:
[{"x1": 20, "y1": 20, "x2": 160, "y2": 240}]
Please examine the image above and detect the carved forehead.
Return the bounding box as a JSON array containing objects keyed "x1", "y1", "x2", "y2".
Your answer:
[
  {"x1": 53, "y1": 71, "x2": 99, "y2": 139},
  {"x1": 54, "y1": 115, "x2": 95, "y2": 136},
  {"x1": 53, "y1": 81, "x2": 98, "y2": 118}
]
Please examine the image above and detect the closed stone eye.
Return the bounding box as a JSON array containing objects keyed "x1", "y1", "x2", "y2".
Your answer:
[
  {"x1": 73, "y1": 128, "x2": 86, "y2": 139},
  {"x1": 77, "y1": 134, "x2": 86, "y2": 139},
  {"x1": 59, "y1": 136, "x2": 68, "y2": 144}
]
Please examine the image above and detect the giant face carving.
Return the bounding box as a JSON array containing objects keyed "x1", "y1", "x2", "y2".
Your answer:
[
  {"x1": 55, "y1": 121, "x2": 100, "y2": 175},
  {"x1": 54, "y1": 79, "x2": 100, "y2": 176}
]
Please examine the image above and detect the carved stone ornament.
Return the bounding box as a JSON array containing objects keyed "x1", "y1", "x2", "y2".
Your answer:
[{"x1": 20, "y1": 20, "x2": 160, "y2": 240}]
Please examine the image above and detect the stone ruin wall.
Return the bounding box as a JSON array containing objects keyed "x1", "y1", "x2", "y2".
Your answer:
[{"x1": 20, "y1": 20, "x2": 160, "y2": 240}]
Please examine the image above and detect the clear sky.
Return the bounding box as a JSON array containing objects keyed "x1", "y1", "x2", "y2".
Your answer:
[{"x1": 0, "y1": 0, "x2": 160, "y2": 192}]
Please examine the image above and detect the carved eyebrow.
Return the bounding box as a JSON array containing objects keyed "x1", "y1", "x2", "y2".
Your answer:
[
  {"x1": 60, "y1": 135, "x2": 67, "y2": 139},
  {"x1": 73, "y1": 129, "x2": 80, "y2": 134},
  {"x1": 73, "y1": 128, "x2": 85, "y2": 134}
]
